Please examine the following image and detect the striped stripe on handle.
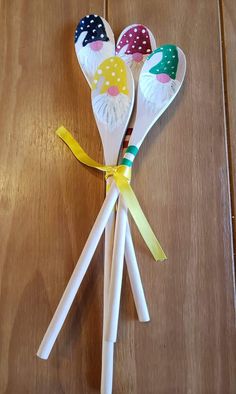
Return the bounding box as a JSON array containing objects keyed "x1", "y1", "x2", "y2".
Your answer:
[{"x1": 121, "y1": 145, "x2": 139, "y2": 167}]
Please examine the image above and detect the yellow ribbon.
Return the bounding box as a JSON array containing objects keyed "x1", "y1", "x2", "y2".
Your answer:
[{"x1": 56, "y1": 126, "x2": 167, "y2": 261}]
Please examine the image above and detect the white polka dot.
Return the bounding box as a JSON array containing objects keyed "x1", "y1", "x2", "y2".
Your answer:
[
  {"x1": 134, "y1": 40, "x2": 136, "y2": 43},
  {"x1": 120, "y1": 41, "x2": 123, "y2": 44},
  {"x1": 80, "y1": 27, "x2": 83, "y2": 30},
  {"x1": 164, "y1": 67, "x2": 167, "y2": 70},
  {"x1": 92, "y1": 36, "x2": 95, "y2": 39},
  {"x1": 82, "y1": 20, "x2": 85, "y2": 23},
  {"x1": 87, "y1": 25, "x2": 90, "y2": 28},
  {"x1": 169, "y1": 48, "x2": 172, "y2": 51},
  {"x1": 106, "y1": 66, "x2": 110, "y2": 69},
  {"x1": 146, "y1": 35, "x2": 148, "y2": 38},
  {"x1": 105, "y1": 81, "x2": 110, "y2": 85},
  {"x1": 110, "y1": 58, "x2": 114, "y2": 62},
  {"x1": 171, "y1": 66, "x2": 175, "y2": 69},
  {"x1": 167, "y1": 61, "x2": 170, "y2": 63},
  {"x1": 132, "y1": 45, "x2": 135, "y2": 48},
  {"x1": 172, "y1": 55, "x2": 175, "y2": 58},
  {"x1": 120, "y1": 69, "x2": 123, "y2": 72},
  {"x1": 98, "y1": 69, "x2": 102, "y2": 74},
  {"x1": 112, "y1": 72, "x2": 115, "y2": 76},
  {"x1": 117, "y1": 78, "x2": 121, "y2": 82},
  {"x1": 91, "y1": 19, "x2": 94, "y2": 23},
  {"x1": 86, "y1": 15, "x2": 89, "y2": 18},
  {"x1": 101, "y1": 34, "x2": 104, "y2": 38},
  {"x1": 129, "y1": 34, "x2": 132, "y2": 37},
  {"x1": 134, "y1": 28, "x2": 137, "y2": 32},
  {"x1": 93, "y1": 29, "x2": 96, "y2": 33},
  {"x1": 126, "y1": 40, "x2": 129, "y2": 43},
  {"x1": 138, "y1": 46, "x2": 142, "y2": 49},
  {"x1": 147, "y1": 49, "x2": 151, "y2": 52},
  {"x1": 98, "y1": 24, "x2": 102, "y2": 27},
  {"x1": 142, "y1": 29, "x2": 146, "y2": 33},
  {"x1": 94, "y1": 14, "x2": 97, "y2": 17},
  {"x1": 157, "y1": 69, "x2": 159, "y2": 72},
  {"x1": 136, "y1": 36, "x2": 139, "y2": 39},
  {"x1": 143, "y1": 41, "x2": 146, "y2": 44},
  {"x1": 122, "y1": 86, "x2": 126, "y2": 90},
  {"x1": 117, "y1": 45, "x2": 120, "y2": 49}
]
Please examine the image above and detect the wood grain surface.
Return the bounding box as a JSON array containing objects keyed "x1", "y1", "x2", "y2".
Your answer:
[
  {"x1": 222, "y1": 0, "x2": 236, "y2": 248},
  {"x1": 0, "y1": 0, "x2": 235, "y2": 393}
]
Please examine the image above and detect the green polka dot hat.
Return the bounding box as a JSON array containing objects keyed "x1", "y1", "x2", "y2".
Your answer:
[{"x1": 148, "y1": 44, "x2": 179, "y2": 79}]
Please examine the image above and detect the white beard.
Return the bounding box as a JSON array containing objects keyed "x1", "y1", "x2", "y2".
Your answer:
[
  {"x1": 77, "y1": 42, "x2": 114, "y2": 82},
  {"x1": 117, "y1": 53, "x2": 148, "y2": 85},
  {"x1": 139, "y1": 72, "x2": 180, "y2": 112},
  {"x1": 92, "y1": 93, "x2": 131, "y2": 129}
]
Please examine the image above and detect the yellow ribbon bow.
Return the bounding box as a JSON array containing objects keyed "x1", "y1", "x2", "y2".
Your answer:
[{"x1": 56, "y1": 126, "x2": 167, "y2": 262}]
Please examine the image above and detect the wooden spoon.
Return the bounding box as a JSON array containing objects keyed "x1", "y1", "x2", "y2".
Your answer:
[
  {"x1": 106, "y1": 44, "x2": 187, "y2": 343},
  {"x1": 36, "y1": 57, "x2": 134, "y2": 360}
]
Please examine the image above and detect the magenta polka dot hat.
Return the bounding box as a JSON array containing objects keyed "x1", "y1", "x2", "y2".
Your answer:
[{"x1": 116, "y1": 25, "x2": 152, "y2": 55}]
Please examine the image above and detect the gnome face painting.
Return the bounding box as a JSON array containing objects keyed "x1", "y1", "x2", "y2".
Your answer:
[
  {"x1": 92, "y1": 57, "x2": 132, "y2": 129},
  {"x1": 116, "y1": 24, "x2": 156, "y2": 83},
  {"x1": 139, "y1": 44, "x2": 183, "y2": 112},
  {"x1": 75, "y1": 15, "x2": 115, "y2": 85}
]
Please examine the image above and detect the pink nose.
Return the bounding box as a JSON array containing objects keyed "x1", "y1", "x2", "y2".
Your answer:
[
  {"x1": 90, "y1": 41, "x2": 103, "y2": 51},
  {"x1": 156, "y1": 73, "x2": 171, "y2": 83},
  {"x1": 107, "y1": 86, "x2": 119, "y2": 96},
  {"x1": 132, "y1": 52, "x2": 143, "y2": 63}
]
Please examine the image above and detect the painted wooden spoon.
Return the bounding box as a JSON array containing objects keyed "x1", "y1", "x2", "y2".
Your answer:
[
  {"x1": 99, "y1": 24, "x2": 157, "y2": 393},
  {"x1": 105, "y1": 44, "x2": 187, "y2": 343},
  {"x1": 37, "y1": 57, "x2": 135, "y2": 360},
  {"x1": 115, "y1": 22, "x2": 157, "y2": 314}
]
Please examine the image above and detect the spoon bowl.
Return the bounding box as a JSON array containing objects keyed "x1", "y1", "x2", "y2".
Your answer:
[
  {"x1": 128, "y1": 45, "x2": 186, "y2": 149},
  {"x1": 91, "y1": 56, "x2": 135, "y2": 164}
]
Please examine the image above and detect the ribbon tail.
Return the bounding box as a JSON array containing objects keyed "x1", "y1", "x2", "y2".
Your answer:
[
  {"x1": 114, "y1": 174, "x2": 167, "y2": 262},
  {"x1": 56, "y1": 126, "x2": 112, "y2": 172}
]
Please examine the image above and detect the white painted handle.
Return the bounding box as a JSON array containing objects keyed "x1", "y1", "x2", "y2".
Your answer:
[
  {"x1": 101, "y1": 341, "x2": 114, "y2": 394},
  {"x1": 125, "y1": 222, "x2": 150, "y2": 322},
  {"x1": 103, "y1": 211, "x2": 115, "y2": 324},
  {"x1": 105, "y1": 196, "x2": 127, "y2": 342},
  {"x1": 101, "y1": 208, "x2": 115, "y2": 394},
  {"x1": 37, "y1": 182, "x2": 119, "y2": 360}
]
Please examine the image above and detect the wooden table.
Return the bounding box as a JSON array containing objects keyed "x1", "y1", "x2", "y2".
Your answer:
[{"x1": 0, "y1": 1, "x2": 235, "y2": 393}]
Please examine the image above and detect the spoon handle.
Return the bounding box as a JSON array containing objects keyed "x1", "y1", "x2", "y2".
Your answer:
[
  {"x1": 37, "y1": 182, "x2": 119, "y2": 360},
  {"x1": 105, "y1": 196, "x2": 127, "y2": 342},
  {"x1": 105, "y1": 194, "x2": 150, "y2": 343},
  {"x1": 102, "y1": 178, "x2": 149, "y2": 393},
  {"x1": 125, "y1": 221, "x2": 150, "y2": 322}
]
